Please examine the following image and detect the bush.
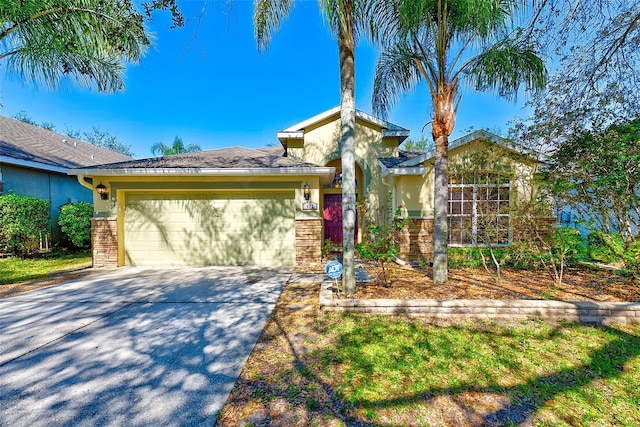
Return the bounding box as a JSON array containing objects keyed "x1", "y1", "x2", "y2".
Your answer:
[
  {"x1": 0, "y1": 193, "x2": 50, "y2": 257},
  {"x1": 587, "y1": 231, "x2": 623, "y2": 263},
  {"x1": 58, "y1": 202, "x2": 93, "y2": 248}
]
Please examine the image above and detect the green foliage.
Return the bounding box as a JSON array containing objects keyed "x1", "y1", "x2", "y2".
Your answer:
[
  {"x1": 151, "y1": 136, "x2": 201, "y2": 156},
  {"x1": 401, "y1": 137, "x2": 433, "y2": 152},
  {"x1": 356, "y1": 204, "x2": 408, "y2": 286},
  {"x1": 587, "y1": 231, "x2": 623, "y2": 264},
  {"x1": 0, "y1": 193, "x2": 50, "y2": 257},
  {"x1": 321, "y1": 239, "x2": 339, "y2": 261},
  {"x1": 66, "y1": 126, "x2": 134, "y2": 157},
  {"x1": 58, "y1": 202, "x2": 93, "y2": 248}
]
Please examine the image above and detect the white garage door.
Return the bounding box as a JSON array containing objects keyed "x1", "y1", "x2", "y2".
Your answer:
[{"x1": 124, "y1": 191, "x2": 295, "y2": 266}]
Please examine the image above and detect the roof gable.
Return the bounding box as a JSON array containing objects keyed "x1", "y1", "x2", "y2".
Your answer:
[
  {"x1": 277, "y1": 107, "x2": 409, "y2": 144},
  {"x1": 397, "y1": 130, "x2": 542, "y2": 168},
  {"x1": 0, "y1": 115, "x2": 132, "y2": 170}
]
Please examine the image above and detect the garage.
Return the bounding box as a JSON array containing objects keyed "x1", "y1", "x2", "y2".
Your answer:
[{"x1": 124, "y1": 191, "x2": 295, "y2": 267}]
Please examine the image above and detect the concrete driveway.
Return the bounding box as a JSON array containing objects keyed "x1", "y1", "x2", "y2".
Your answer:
[{"x1": 0, "y1": 266, "x2": 291, "y2": 427}]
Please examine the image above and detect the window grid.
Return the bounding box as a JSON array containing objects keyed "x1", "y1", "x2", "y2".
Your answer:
[{"x1": 448, "y1": 174, "x2": 510, "y2": 246}]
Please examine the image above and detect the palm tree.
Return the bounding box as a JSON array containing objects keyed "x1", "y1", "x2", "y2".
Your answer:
[
  {"x1": 255, "y1": 0, "x2": 373, "y2": 295},
  {"x1": 151, "y1": 136, "x2": 201, "y2": 156},
  {"x1": 0, "y1": 0, "x2": 153, "y2": 92},
  {"x1": 372, "y1": 0, "x2": 547, "y2": 284}
]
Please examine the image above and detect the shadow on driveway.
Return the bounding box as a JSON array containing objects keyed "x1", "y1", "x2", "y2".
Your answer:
[{"x1": 0, "y1": 266, "x2": 290, "y2": 427}]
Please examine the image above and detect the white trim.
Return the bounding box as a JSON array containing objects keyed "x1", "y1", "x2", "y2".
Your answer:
[
  {"x1": 278, "y1": 107, "x2": 410, "y2": 140},
  {"x1": 0, "y1": 155, "x2": 68, "y2": 174},
  {"x1": 398, "y1": 130, "x2": 542, "y2": 168},
  {"x1": 68, "y1": 166, "x2": 336, "y2": 177}
]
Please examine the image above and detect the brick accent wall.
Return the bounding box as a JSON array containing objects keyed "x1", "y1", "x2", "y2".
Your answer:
[
  {"x1": 296, "y1": 218, "x2": 323, "y2": 266},
  {"x1": 91, "y1": 218, "x2": 118, "y2": 268},
  {"x1": 397, "y1": 218, "x2": 434, "y2": 263}
]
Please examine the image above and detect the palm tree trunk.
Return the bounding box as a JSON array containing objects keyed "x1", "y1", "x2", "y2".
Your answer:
[
  {"x1": 338, "y1": 3, "x2": 357, "y2": 295},
  {"x1": 432, "y1": 133, "x2": 449, "y2": 284}
]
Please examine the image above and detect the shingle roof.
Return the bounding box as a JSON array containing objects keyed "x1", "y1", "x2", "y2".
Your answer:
[
  {"x1": 72, "y1": 146, "x2": 321, "y2": 171},
  {"x1": 378, "y1": 150, "x2": 424, "y2": 168},
  {"x1": 0, "y1": 115, "x2": 132, "y2": 169}
]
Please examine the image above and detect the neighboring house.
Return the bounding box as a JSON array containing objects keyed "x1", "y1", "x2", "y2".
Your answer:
[
  {"x1": 0, "y1": 115, "x2": 132, "y2": 243},
  {"x1": 69, "y1": 107, "x2": 540, "y2": 268}
]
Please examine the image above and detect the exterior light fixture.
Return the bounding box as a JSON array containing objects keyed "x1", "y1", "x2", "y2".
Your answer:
[
  {"x1": 450, "y1": 175, "x2": 457, "y2": 185},
  {"x1": 95, "y1": 182, "x2": 109, "y2": 200},
  {"x1": 303, "y1": 182, "x2": 311, "y2": 201}
]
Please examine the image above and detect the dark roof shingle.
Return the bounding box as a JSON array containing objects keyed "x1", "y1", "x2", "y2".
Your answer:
[
  {"x1": 74, "y1": 146, "x2": 320, "y2": 170},
  {"x1": 0, "y1": 115, "x2": 132, "y2": 168}
]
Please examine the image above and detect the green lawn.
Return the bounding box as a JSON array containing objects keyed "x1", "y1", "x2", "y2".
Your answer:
[
  {"x1": 0, "y1": 251, "x2": 91, "y2": 285},
  {"x1": 220, "y1": 311, "x2": 640, "y2": 426}
]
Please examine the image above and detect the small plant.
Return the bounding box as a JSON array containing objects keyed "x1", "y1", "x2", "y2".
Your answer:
[
  {"x1": 0, "y1": 192, "x2": 50, "y2": 257},
  {"x1": 356, "y1": 222, "x2": 399, "y2": 286},
  {"x1": 321, "y1": 238, "x2": 339, "y2": 261},
  {"x1": 58, "y1": 202, "x2": 93, "y2": 248}
]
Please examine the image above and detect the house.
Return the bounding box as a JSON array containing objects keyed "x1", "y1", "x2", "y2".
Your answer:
[
  {"x1": 0, "y1": 115, "x2": 132, "y2": 243},
  {"x1": 69, "y1": 107, "x2": 540, "y2": 268}
]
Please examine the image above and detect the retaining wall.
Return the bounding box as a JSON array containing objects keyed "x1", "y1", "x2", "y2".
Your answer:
[{"x1": 319, "y1": 281, "x2": 640, "y2": 325}]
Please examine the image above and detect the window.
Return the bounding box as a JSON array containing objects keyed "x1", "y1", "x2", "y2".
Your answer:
[{"x1": 448, "y1": 174, "x2": 510, "y2": 246}]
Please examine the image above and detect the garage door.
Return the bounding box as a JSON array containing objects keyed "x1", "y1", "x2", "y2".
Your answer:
[{"x1": 124, "y1": 191, "x2": 295, "y2": 266}]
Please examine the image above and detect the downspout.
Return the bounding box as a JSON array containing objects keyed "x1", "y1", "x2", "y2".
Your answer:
[{"x1": 77, "y1": 175, "x2": 94, "y2": 191}]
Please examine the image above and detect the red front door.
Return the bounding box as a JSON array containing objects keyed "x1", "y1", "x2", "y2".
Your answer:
[
  {"x1": 324, "y1": 194, "x2": 343, "y2": 245},
  {"x1": 323, "y1": 194, "x2": 357, "y2": 246}
]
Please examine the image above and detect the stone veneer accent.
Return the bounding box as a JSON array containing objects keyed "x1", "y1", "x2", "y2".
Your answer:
[
  {"x1": 397, "y1": 217, "x2": 434, "y2": 262},
  {"x1": 320, "y1": 281, "x2": 640, "y2": 325},
  {"x1": 91, "y1": 218, "x2": 118, "y2": 268},
  {"x1": 296, "y1": 218, "x2": 323, "y2": 266},
  {"x1": 0, "y1": 180, "x2": 3, "y2": 195}
]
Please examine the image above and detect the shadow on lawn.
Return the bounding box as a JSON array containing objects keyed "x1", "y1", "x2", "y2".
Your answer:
[
  {"x1": 331, "y1": 319, "x2": 640, "y2": 426},
  {"x1": 244, "y1": 310, "x2": 640, "y2": 427}
]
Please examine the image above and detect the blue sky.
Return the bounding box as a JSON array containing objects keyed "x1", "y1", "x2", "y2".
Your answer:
[{"x1": 0, "y1": 1, "x2": 531, "y2": 158}]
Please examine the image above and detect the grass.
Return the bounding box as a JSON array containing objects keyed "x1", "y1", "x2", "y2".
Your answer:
[
  {"x1": 0, "y1": 251, "x2": 91, "y2": 285},
  {"x1": 219, "y1": 301, "x2": 640, "y2": 426}
]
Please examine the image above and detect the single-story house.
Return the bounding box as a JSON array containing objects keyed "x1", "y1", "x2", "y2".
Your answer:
[
  {"x1": 0, "y1": 115, "x2": 132, "y2": 243},
  {"x1": 69, "y1": 107, "x2": 540, "y2": 268}
]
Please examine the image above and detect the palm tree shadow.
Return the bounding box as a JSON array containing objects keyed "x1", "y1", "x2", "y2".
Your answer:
[{"x1": 347, "y1": 324, "x2": 640, "y2": 426}]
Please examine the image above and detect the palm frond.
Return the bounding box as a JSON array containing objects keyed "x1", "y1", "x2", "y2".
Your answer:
[
  {"x1": 253, "y1": 0, "x2": 296, "y2": 51},
  {"x1": 372, "y1": 41, "x2": 424, "y2": 119},
  {"x1": 463, "y1": 35, "x2": 547, "y2": 101},
  {"x1": 0, "y1": 0, "x2": 149, "y2": 92}
]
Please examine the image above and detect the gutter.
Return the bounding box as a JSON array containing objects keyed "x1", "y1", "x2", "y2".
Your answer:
[
  {"x1": 67, "y1": 166, "x2": 336, "y2": 178},
  {"x1": 0, "y1": 155, "x2": 68, "y2": 174}
]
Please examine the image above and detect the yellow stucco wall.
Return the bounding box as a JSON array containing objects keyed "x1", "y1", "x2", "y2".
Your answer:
[{"x1": 284, "y1": 114, "x2": 402, "y2": 223}]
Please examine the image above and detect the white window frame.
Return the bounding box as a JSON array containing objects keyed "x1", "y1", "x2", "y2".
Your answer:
[{"x1": 448, "y1": 174, "x2": 511, "y2": 247}]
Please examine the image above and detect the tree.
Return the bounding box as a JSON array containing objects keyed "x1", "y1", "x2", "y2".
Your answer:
[
  {"x1": 545, "y1": 118, "x2": 640, "y2": 273},
  {"x1": 67, "y1": 126, "x2": 135, "y2": 157},
  {"x1": 401, "y1": 136, "x2": 434, "y2": 152},
  {"x1": 525, "y1": 0, "x2": 640, "y2": 111},
  {"x1": 254, "y1": 0, "x2": 375, "y2": 295},
  {"x1": 0, "y1": 0, "x2": 183, "y2": 92},
  {"x1": 372, "y1": 0, "x2": 547, "y2": 284},
  {"x1": 151, "y1": 136, "x2": 201, "y2": 156}
]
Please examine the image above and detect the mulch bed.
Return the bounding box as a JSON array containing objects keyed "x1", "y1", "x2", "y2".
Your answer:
[{"x1": 348, "y1": 262, "x2": 639, "y2": 302}]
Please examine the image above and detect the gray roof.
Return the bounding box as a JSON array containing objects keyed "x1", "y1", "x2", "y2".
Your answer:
[
  {"x1": 72, "y1": 146, "x2": 321, "y2": 171},
  {"x1": 378, "y1": 149, "x2": 424, "y2": 168},
  {"x1": 0, "y1": 115, "x2": 132, "y2": 169}
]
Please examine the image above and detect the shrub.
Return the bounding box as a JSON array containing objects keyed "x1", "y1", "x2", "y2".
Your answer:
[
  {"x1": 58, "y1": 202, "x2": 93, "y2": 248},
  {"x1": 0, "y1": 192, "x2": 50, "y2": 257},
  {"x1": 587, "y1": 231, "x2": 622, "y2": 264}
]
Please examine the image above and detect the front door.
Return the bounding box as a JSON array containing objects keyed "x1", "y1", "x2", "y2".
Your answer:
[{"x1": 323, "y1": 194, "x2": 357, "y2": 246}]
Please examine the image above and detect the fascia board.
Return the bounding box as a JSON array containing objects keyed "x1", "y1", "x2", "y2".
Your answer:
[
  {"x1": 0, "y1": 155, "x2": 68, "y2": 174},
  {"x1": 67, "y1": 166, "x2": 336, "y2": 177}
]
